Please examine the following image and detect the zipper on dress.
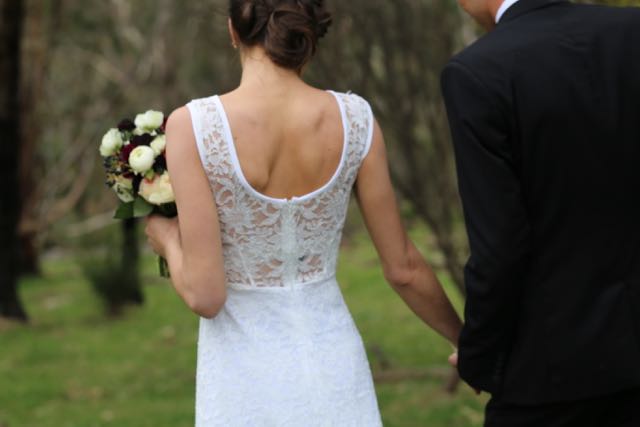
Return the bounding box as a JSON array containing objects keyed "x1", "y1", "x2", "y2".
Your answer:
[{"x1": 281, "y1": 201, "x2": 298, "y2": 288}]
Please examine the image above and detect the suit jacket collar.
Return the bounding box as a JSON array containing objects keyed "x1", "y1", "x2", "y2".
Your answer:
[{"x1": 498, "y1": 0, "x2": 569, "y2": 24}]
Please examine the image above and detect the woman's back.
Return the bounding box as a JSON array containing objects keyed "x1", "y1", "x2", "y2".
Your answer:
[
  {"x1": 187, "y1": 89, "x2": 373, "y2": 288},
  {"x1": 219, "y1": 86, "x2": 345, "y2": 200}
]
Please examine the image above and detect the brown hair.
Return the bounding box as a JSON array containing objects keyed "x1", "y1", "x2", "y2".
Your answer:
[{"x1": 229, "y1": 0, "x2": 332, "y2": 73}]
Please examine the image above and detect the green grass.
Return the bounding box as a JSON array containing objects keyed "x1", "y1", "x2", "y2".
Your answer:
[{"x1": 0, "y1": 230, "x2": 486, "y2": 427}]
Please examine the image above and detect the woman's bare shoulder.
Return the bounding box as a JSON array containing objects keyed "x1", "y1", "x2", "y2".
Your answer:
[
  {"x1": 167, "y1": 105, "x2": 191, "y2": 127},
  {"x1": 165, "y1": 106, "x2": 198, "y2": 163}
]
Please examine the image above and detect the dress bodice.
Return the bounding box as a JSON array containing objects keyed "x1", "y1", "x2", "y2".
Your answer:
[{"x1": 187, "y1": 91, "x2": 374, "y2": 288}]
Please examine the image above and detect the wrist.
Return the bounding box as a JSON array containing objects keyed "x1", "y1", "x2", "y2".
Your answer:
[{"x1": 163, "y1": 237, "x2": 181, "y2": 262}]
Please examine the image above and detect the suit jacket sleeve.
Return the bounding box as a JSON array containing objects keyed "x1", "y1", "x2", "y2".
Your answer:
[{"x1": 441, "y1": 60, "x2": 531, "y2": 394}]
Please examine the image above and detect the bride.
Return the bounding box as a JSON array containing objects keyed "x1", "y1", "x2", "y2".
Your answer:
[{"x1": 144, "y1": 0, "x2": 462, "y2": 425}]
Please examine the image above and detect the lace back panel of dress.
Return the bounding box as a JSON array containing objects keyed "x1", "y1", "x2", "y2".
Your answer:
[{"x1": 193, "y1": 93, "x2": 371, "y2": 288}]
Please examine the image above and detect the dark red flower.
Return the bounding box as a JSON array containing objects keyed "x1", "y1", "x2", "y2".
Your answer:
[
  {"x1": 118, "y1": 119, "x2": 136, "y2": 132},
  {"x1": 120, "y1": 143, "x2": 137, "y2": 163},
  {"x1": 131, "y1": 133, "x2": 153, "y2": 146}
]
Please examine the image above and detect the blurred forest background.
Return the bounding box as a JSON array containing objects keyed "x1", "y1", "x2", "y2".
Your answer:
[{"x1": 1, "y1": 0, "x2": 638, "y2": 426}]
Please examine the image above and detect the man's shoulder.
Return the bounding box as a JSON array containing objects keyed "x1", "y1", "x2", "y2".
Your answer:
[
  {"x1": 566, "y1": 3, "x2": 640, "y2": 35},
  {"x1": 447, "y1": 3, "x2": 640, "y2": 72},
  {"x1": 443, "y1": 28, "x2": 515, "y2": 89},
  {"x1": 578, "y1": 2, "x2": 640, "y2": 22},
  {"x1": 445, "y1": 20, "x2": 525, "y2": 75}
]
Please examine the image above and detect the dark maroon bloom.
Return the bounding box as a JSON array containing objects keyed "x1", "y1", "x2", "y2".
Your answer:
[
  {"x1": 123, "y1": 171, "x2": 135, "y2": 179},
  {"x1": 131, "y1": 133, "x2": 153, "y2": 146},
  {"x1": 117, "y1": 119, "x2": 136, "y2": 132},
  {"x1": 120, "y1": 143, "x2": 137, "y2": 163}
]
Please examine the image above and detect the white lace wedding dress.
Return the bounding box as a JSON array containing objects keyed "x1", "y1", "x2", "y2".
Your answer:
[{"x1": 186, "y1": 91, "x2": 382, "y2": 427}]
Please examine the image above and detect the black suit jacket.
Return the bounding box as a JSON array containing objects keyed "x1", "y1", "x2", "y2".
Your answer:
[{"x1": 441, "y1": 0, "x2": 640, "y2": 404}]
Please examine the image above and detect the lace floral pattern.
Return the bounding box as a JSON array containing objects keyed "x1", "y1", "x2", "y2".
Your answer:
[{"x1": 187, "y1": 92, "x2": 373, "y2": 288}]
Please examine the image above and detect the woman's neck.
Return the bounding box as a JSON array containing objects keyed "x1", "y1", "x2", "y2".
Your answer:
[{"x1": 238, "y1": 47, "x2": 306, "y2": 94}]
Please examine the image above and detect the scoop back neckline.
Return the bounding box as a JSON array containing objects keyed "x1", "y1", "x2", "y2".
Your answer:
[{"x1": 213, "y1": 90, "x2": 349, "y2": 204}]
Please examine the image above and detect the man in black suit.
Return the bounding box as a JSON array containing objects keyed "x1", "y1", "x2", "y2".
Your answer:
[{"x1": 441, "y1": 0, "x2": 640, "y2": 425}]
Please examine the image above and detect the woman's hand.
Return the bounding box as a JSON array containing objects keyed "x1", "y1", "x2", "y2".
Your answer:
[{"x1": 144, "y1": 215, "x2": 180, "y2": 258}]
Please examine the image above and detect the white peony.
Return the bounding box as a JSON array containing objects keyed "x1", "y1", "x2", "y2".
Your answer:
[
  {"x1": 134, "y1": 110, "x2": 164, "y2": 132},
  {"x1": 139, "y1": 171, "x2": 175, "y2": 205},
  {"x1": 110, "y1": 175, "x2": 135, "y2": 203},
  {"x1": 150, "y1": 135, "x2": 166, "y2": 156},
  {"x1": 100, "y1": 128, "x2": 124, "y2": 157},
  {"x1": 129, "y1": 145, "x2": 155, "y2": 174}
]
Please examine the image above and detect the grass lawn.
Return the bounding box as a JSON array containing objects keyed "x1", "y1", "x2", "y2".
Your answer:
[{"x1": 0, "y1": 228, "x2": 486, "y2": 427}]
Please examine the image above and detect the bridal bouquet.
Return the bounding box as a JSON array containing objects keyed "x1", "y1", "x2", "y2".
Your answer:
[{"x1": 99, "y1": 110, "x2": 176, "y2": 277}]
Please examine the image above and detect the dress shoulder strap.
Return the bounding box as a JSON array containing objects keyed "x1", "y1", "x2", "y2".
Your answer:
[
  {"x1": 332, "y1": 91, "x2": 375, "y2": 188},
  {"x1": 185, "y1": 96, "x2": 236, "y2": 193},
  {"x1": 186, "y1": 96, "x2": 222, "y2": 169}
]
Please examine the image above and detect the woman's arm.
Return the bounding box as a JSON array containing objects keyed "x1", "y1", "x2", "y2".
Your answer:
[
  {"x1": 145, "y1": 106, "x2": 226, "y2": 319},
  {"x1": 355, "y1": 119, "x2": 462, "y2": 346}
]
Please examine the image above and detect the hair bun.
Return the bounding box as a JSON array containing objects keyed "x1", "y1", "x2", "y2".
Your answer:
[
  {"x1": 296, "y1": 0, "x2": 332, "y2": 38},
  {"x1": 230, "y1": 0, "x2": 333, "y2": 73}
]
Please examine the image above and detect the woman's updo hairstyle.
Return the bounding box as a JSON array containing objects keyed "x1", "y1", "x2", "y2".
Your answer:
[{"x1": 229, "y1": 0, "x2": 332, "y2": 73}]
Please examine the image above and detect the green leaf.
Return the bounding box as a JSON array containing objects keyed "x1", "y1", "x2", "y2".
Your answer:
[
  {"x1": 113, "y1": 202, "x2": 134, "y2": 219},
  {"x1": 133, "y1": 196, "x2": 154, "y2": 218}
]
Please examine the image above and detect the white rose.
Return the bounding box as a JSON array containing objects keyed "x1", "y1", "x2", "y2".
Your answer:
[
  {"x1": 111, "y1": 175, "x2": 135, "y2": 203},
  {"x1": 134, "y1": 110, "x2": 164, "y2": 132},
  {"x1": 150, "y1": 135, "x2": 166, "y2": 156},
  {"x1": 139, "y1": 171, "x2": 175, "y2": 205},
  {"x1": 129, "y1": 145, "x2": 155, "y2": 174},
  {"x1": 99, "y1": 128, "x2": 124, "y2": 157}
]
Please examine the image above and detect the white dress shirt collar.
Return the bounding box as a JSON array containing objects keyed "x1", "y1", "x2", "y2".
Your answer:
[{"x1": 495, "y1": 0, "x2": 521, "y2": 23}]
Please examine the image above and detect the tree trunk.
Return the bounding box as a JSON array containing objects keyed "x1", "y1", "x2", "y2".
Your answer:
[
  {"x1": 0, "y1": 0, "x2": 28, "y2": 322},
  {"x1": 18, "y1": 0, "x2": 44, "y2": 276},
  {"x1": 18, "y1": 0, "x2": 63, "y2": 276}
]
